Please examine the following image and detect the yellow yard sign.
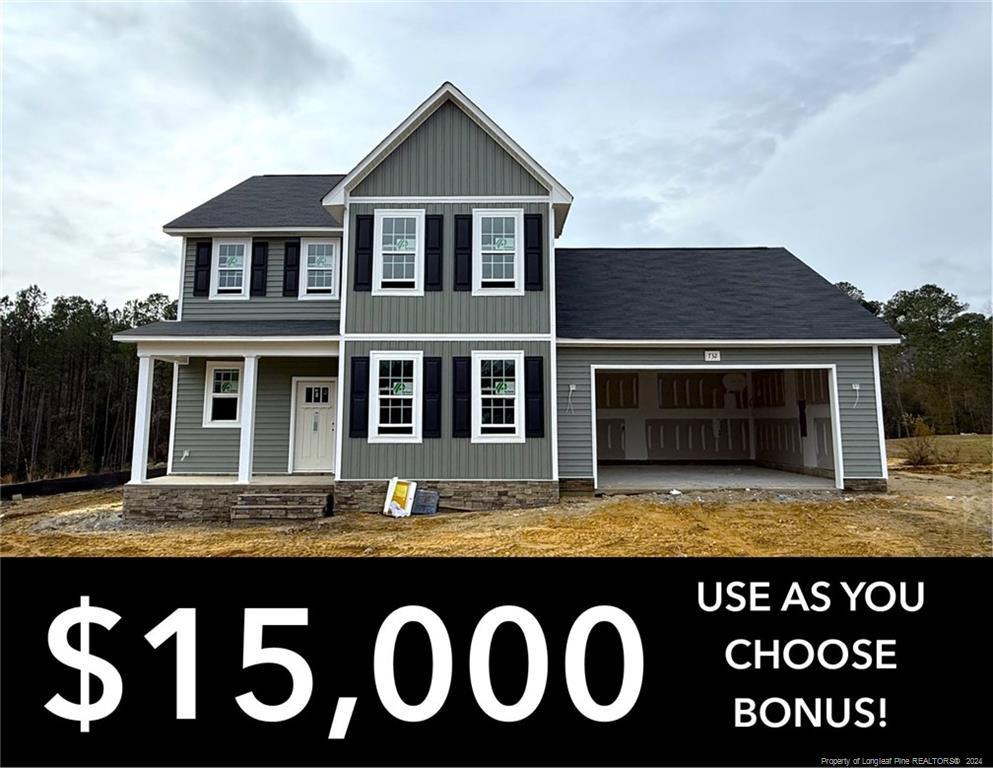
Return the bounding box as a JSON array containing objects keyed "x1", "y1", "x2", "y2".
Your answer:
[{"x1": 383, "y1": 477, "x2": 417, "y2": 518}]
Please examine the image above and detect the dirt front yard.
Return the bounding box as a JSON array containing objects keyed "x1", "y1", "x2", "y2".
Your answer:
[{"x1": 2, "y1": 463, "x2": 989, "y2": 557}]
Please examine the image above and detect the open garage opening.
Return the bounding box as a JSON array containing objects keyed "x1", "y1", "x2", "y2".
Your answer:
[{"x1": 592, "y1": 365, "x2": 843, "y2": 492}]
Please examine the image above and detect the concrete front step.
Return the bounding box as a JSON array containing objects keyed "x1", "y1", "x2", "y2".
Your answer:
[
  {"x1": 231, "y1": 507, "x2": 326, "y2": 520},
  {"x1": 236, "y1": 493, "x2": 329, "y2": 505},
  {"x1": 233, "y1": 491, "x2": 332, "y2": 520}
]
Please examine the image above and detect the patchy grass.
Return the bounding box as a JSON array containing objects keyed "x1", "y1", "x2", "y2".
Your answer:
[
  {"x1": 1, "y1": 465, "x2": 989, "y2": 557},
  {"x1": 888, "y1": 434, "x2": 992, "y2": 466}
]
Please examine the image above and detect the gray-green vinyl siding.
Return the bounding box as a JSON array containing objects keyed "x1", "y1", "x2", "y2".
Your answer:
[
  {"x1": 181, "y1": 237, "x2": 341, "y2": 324},
  {"x1": 556, "y1": 346, "x2": 884, "y2": 480},
  {"x1": 170, "y1": 357, "x2": 338, "y2": 475},
  {"x1": 341, "y1": 340, "x2": 553, "y2": 480},
  {"x1": 252, "y1": 358, "x2": 338, "y2": 473},
  {"x1": 170, "y1": 358, "x2": 239, "y2": 473},
  {"x1": 352, "y1": 100, "x2": 548, "y2": 197},
  {"x1": 346, "y1": 202, "x2": 550, "y2": 334}
]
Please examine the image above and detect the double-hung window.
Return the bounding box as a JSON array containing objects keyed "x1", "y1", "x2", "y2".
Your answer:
[
  {"x1": 373, "y1": 210, "x2": 424, "y2": 295},
  {"x1": 203, "y1": 361, "x2": 244, "y2": 427},
  {"x1": 299, "y1": 238, "x2": 338, "y2": 299},
  {"x1": 368, "y1": 351, "x2": 423, "y2": 443},
  {"x1": 210, "y1": 239, "x2": 249, "y2": 299},
  {"x1": 472, "y1": 209, "x2": 524, "y2": 295},
  {"x1": 472, "y1": 350, "x2": 524, "y2": 443}
]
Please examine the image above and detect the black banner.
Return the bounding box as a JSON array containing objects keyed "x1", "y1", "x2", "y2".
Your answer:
[{"x1": 1, "y1": 557, "x2": 988, "y2": 766}]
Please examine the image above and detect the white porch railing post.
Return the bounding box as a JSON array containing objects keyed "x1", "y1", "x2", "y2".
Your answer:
[
  {"x1": 237, "y1": 355, "x2": 259, "y2": 484},
  {"x1": 130, "y1": 355, "x2": 154, "y2": 484}
]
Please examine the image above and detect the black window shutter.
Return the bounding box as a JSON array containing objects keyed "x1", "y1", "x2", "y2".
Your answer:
[
  {"x1": 524, "y1": 214, "x2": 543, "y2": 291},
  {"x1": 349, "y1": 356, "x2": 370, "y2": 438},
  {"x1": 452, "y1": 356, "x2": 471, "y2": 437},
  {"x1": 425, "y1": 214, "x2": 444, "y2": 291},
  {"x1": 282, "y1": 239, "x2": 300, "y2": 296},
  {"x1": 453, "y1": 214, "x2": 472, "y2": 291},
  {"x1": 250, "y1": 240, "x2": 268, "y2": 296},
  {"x1": 192, "y1": 240, "x2": 212, "y2": 296},
  {"x1": 423, "y1": 357, "x2": 442, "y2": 438},
  {"x1": 525, "y1": 355, "x2": 545, "y2": 438},
  {"x1": 354, "y1": 214, "x2": 374, "y2": 291}
]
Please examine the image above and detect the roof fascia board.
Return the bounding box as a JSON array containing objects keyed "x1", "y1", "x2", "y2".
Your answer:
[
  {"x1": 556, "y1": 338, "x2": 901, "y2": 347},
  {"x1": 126, "y1": 339, "x2": 340, "y2": 358},
  {"x1": 163, "y1": 226, "x2": 342, "y2": 236},
  {"x1": 322, "y1": 83, "x2": 572, "y2": 209},
  {"x1": 115, "y1": 334, "x2": 340, "y2": 344},
  {"x1": 348, "y1": 195, "x2": 550, "y2": 203}
]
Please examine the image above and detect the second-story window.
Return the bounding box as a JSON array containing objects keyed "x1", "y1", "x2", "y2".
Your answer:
[
  {"x1": 210, "y1": 239, "x2": 250, "y2": 299},
  {"x1": 373, "y1": 209, "x2": 424, "y2": 295},
  {"x1": 472, "y1": 209, "x2": 524, "y2": 296},
  {"x1": 299, "y1": 239, "x2": 338, "y2": 300}
]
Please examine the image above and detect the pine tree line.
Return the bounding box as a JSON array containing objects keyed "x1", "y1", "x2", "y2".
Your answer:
[
  {"x1": 836, "y1": 282, "x2": 991, "y2": 437},
  {"x1": 1, "y1": 287, "x2": 176, "y2": 482}
]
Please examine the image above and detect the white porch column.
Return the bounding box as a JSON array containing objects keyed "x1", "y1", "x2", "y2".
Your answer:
[
  {"x1": 130, "y1": 355, "x2": 154, "y2": 484},
  {"x1": 237, "y1": 355, "x2": 259, "y2": 484}
]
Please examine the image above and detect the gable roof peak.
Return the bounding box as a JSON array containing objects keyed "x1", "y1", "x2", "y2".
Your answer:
[{"x1": 322, "y1": 82, "x2": 573, "y2": 234}]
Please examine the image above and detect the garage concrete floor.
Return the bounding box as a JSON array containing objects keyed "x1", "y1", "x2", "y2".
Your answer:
[{"x1": 597, "y1": 464, "x2": 836, "y2": 492}]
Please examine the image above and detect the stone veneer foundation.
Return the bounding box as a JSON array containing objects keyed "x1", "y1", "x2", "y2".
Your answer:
[
  {"x1": 123, "y1": 483, "x2": 332, "y2": 521},
  {"x1": 333, "y1": 480, "x2": 560, "y2": 514}
]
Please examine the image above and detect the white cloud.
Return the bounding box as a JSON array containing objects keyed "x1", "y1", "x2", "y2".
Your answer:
[{"x1": 1, "y1": 2, "x2": 988, "y2": 314}]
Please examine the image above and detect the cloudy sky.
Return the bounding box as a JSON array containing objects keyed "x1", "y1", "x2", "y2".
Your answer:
[{"x1": 3, "y1": 2, "x2": 990, "y2": 312}]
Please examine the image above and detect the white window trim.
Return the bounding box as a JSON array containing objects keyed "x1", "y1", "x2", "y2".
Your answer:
[
  {"x1": 209, "y1": 238, "x2": 251, "y2": 300},
  {"x1": 202, "y1": 361, "x2": 245, "y2": 428},
  {"x1": 372, "y1": 209, "x2": 425, "y2": 296},
  {"x1": 471, "y1": 350, "x2": 525, "y2": 444},
  {"x1": 298, "y1": 238, "x2": 340, "y2": 300},
  {"x1": 472, "y1": 208, "x2": 524, "y2": 297},
  {"x1": 368, "y1": 350, "x2": 423, "y2": 444}
]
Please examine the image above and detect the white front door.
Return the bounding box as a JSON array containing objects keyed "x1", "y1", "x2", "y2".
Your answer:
[{"x1": 292, "y1": 379, "x2": 336, "y2": 472}]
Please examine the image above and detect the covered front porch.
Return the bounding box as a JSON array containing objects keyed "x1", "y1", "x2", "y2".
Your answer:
[{"x1": 114, "y1": 324, "x2": 340, "y2": 510}]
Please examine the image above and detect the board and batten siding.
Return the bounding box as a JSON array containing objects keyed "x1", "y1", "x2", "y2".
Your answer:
[
  {"x1": 352, "y1": 100, "x2": 548, "y2": 197},
  {"x1": 170, "y1": 357, "x2": 338, "y2": 475},
  {"x1": 341, "y1": 341, "x2": 553, "y2": 480},
  {"x1": 346, "y1": 202, "x2": 550, "y2": 334},
  {"x1": 181, "y1": 237, "x2": 341, "y2": 323},
  {"x1": 556, "y1": 346, "x2": 885, "y2": 480}
]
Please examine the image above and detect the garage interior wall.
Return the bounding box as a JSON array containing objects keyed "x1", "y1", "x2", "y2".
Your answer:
[{"x1": 594, "y1": 368, "x2": 833, "y2": 477}]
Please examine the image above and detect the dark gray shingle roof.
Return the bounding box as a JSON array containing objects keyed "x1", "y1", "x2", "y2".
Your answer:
[
  {"x1": 164, "y1": 175, "x2": 345, "y2": 230},
  {"x1": 116, "y1": 320, "x2": 334, "y2": 339},
  {"x1": 555, "y1": 247, "x2": 899, "y2": 340}
]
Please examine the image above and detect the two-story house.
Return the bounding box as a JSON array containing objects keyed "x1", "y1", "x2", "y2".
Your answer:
[{"x1": 116, "y1": 82, "x2": 899, "y2": 520}]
